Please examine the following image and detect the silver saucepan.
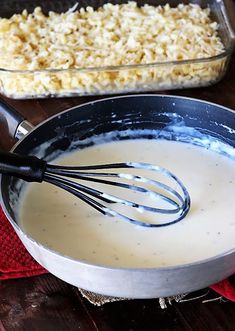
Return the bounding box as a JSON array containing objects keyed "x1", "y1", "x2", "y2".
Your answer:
[{"x1": 0, "y1": 94, "x2": 235, "y2": 298}]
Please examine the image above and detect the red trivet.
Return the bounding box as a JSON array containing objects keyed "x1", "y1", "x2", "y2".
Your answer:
[{"x1": 0, "y1": 207, "x2": 234, "y2": 302}]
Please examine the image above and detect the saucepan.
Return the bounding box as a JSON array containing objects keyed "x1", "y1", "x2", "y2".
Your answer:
[{"x1": 0, "y1": 94, "x2": 235, "y2": 298}]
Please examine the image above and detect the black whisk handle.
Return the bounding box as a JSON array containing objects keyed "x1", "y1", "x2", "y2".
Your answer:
[{"x1": 0, "y1": 150, "x2": 47, "y2": 182}]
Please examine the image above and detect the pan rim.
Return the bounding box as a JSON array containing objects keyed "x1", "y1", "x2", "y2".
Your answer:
[{"x1": 11, "y1": 93, "x2": 235, "y2": 150}]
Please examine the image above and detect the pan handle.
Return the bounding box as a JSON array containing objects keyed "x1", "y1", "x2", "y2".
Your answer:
[{"x1": 0, "y1": 99, "x2": 34, "y2": 140}]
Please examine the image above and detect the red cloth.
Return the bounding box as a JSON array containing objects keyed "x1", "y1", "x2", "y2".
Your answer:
[
  {"x1": 0, "y1": 207, "x2": 235, "y2": 301},
  {"x1": 0, "y1": 207, "x2": 47, "y2": 280},
  {"x1": 211, "y1": 279, "x2": 235, "y2": 302}
]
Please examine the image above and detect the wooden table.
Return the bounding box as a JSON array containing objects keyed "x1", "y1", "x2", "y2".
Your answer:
[{"x1": 0, "y1": 54, "x2": 235, "y2": 330}]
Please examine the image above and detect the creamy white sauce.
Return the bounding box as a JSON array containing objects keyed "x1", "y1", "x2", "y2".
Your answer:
[{"x1": 19, "y1": 139, "x2": 235, "y2": 268}]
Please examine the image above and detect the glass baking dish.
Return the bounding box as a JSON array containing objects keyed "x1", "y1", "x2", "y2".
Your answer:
[{"x1": 0, "y1": 0, "x2": 234, "y2": 99}]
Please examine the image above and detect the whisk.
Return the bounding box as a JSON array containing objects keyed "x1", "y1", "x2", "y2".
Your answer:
[{"x1": 0, "y1": 150, "x2": 190, "y2": 227}]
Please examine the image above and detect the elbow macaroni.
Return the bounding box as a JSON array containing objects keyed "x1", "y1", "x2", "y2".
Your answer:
[{"x1": 0, "y1": 2, "x2": 226, "y2": 98}]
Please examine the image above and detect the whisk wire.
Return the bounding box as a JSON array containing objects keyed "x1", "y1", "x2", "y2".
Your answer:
[
  {"x1": 46, "y1": 163, "x2": 184, "y2": 205},
  {"x1": 44, "y1": 172, "x2": 181, "y2": 214},
  {"x1": 44, "y1": 173, "x2": 188, "y2": 228},
  {"x1": 44, "y1": 162, "x2": 190, "y2": 227}
]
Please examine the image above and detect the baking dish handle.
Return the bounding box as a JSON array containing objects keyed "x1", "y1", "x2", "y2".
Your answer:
[
  {"x1": 0, "y1": 99, "x2": 34, "y2": 140},
  {"x1": 221, "y1": 0, "x2": 235, "y2": 40}
]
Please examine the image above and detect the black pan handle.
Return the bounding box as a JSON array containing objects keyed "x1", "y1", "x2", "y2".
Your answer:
[
  {"x1": 0, "y1": 99, "x2": 34, "y2": 139},
  {"x1": 0, "y1": 150, "x2": 47, "y2": 182}
]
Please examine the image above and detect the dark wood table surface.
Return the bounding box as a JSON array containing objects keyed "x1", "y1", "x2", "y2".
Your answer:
[{"x1": 0, "y1": 54, "x2": 235, "y2": 330}]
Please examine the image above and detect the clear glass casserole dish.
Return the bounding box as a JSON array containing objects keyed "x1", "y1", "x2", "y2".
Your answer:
[{"x1": 0, "y1": 0, "x2": 234, "y2": 99}]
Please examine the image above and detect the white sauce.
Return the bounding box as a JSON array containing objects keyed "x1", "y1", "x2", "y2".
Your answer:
[{"x1": 19, "y1": 139, "x2": 235, "y2": 268}]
